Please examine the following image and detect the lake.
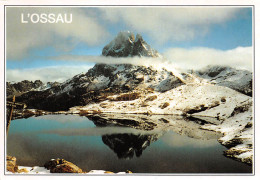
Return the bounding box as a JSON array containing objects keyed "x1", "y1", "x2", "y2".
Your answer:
[{"x1": 7, "y1": 114, "x2": 252, "y2": 174}]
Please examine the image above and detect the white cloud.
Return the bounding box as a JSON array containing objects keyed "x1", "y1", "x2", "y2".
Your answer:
[
  {"x1": 6, "y1": 7, "x2": 109, "y2": 59},
  {"x1": 51, "y1": 55, "x2": 167, "y2": 66},
  {"x1": 6, "y1": 65, "x2": 93, "y2": 83},
  {"x1": 6, "y1": 7, "x2": 249, "y2": 61},
  {"x1": 51, "y1": 46, "x2": 253, "y2": 71},
  {"x1": 6, "y1": 45, "x2": 252, "y2": 83},
  {"x1": 49, "y1": 55, "x2": 182, "y2": 75},
  {"x1": 100, "y1": 7, "x2": 244, "y2": 43},
  {"x1": 163, "y1": 46, "x2": 253, "y2": 71}
]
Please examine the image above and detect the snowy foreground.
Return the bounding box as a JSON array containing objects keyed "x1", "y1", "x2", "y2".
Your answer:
[
  {"x1": 7, "y1": 166, "x2": 128, "y2": 174},
  {"x1": 69, "y1": 83, "x2": 253, "y2": 164}
]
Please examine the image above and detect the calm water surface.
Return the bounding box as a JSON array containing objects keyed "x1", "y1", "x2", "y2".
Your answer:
[{"x1": 7, "y1": 115, "x2": 252, "y2": 174}]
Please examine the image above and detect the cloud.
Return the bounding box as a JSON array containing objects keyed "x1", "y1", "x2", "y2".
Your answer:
[
  {"x1": 100, "y1": 7, "x2": 244, "y2": 44},
  {"x1": 49, "y1": 55, "x2": 183, "y2": 77},
  {"x1": 51, "y1": 46, "x2": 253, "y2": 71},
  {"x1": 51, "y1": 55, "x2": 167, "y2": 66},
  {"x1": 6, "y1": 7, "x2": 249, "y2": 61},
  {"x1": 6, "y1": 65, "x2": 93, "y2": 83},
  {"x1": 6, "y1": 7, "x2": 109, "y2": 59},
  {"x1": 6, "y1": 46, "x2": 252, "y2": 83},
  {"x1": 163, "y1": 46, "x2": 253, "y2": 71}
]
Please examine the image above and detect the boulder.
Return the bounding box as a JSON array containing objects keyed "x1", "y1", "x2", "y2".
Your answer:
[
  {"x1": 6, "y1": 156, "x2": 18, "y2": 173},
  {"x1": 44, "y1": 158, "x2": 83, "y2": 173}
]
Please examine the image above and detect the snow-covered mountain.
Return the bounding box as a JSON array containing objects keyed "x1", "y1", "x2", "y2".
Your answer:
[
  {"x1": 14, "y1": 32, "x2": 184, "y2": 111},
  {"x1": 6, "y1": 80, "x2": 60, "y2": 98},
  {"x1": 11, "y1": 32, "x2": 252, "y2": 113},
  {"x1": 102, "y1": 31, "x2": 161, "y2": 58},
  {"x1": 195, "y1": 66, "x2": 252, "y2": 96}
]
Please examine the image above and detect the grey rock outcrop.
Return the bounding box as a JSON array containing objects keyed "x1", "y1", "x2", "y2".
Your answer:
[
  {"x1": 102, "y1": 31, "x2": 161, "y2": 58},
  {"x1": 7, "y1": 80, "x2": 43, "y2": 97},
  {"x1": 195, "y1": 65, "x2": 252, "y2": 96},
  {"x1": 7, "y1": 80, "x2": 60, "y2": 98}
]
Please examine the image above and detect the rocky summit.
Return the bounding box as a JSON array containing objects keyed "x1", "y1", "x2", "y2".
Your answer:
[{"x1": 102, "y1": 31, "x2": 161, "y2": 58}]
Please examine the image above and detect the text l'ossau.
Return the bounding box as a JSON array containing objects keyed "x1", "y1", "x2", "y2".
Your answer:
[{"x1": 21, "y1": 13, "x2": 72, "y2": 23}]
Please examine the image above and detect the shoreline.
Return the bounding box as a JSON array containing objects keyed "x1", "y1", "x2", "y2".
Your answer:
[{"x1": 9, "y1": 108, "x2": 253, "y2": 167}]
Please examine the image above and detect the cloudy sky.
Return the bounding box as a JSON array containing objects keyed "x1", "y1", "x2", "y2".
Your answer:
[{"x1": 6, "y1": 6, "x2": 252, "y2": 82}]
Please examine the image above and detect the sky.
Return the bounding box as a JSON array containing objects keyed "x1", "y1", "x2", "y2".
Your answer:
[{"x1": 6, "y1": 6, "x2": 253, "y2": 83}]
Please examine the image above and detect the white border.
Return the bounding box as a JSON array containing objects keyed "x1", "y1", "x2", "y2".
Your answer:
[{"x1": 0, "y1": 1, "x2": 259, "y2": 180}]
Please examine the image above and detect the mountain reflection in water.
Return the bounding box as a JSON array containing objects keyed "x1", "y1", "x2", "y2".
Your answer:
[
  {"x1": 7, "y1": 114, "x2": 252, "y2": 173},
  {"x1": 102, "y1": 133, "x2": 159, "y2": 159}
]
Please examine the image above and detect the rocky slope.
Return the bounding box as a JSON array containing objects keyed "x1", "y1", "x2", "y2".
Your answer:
[
  {"x1": 7, "y1": 80, "x2": 60, "y2": 98},
  {"x1": 70, "y1": 83, "x2": 250, "y2": 118},
  {"x1": 7, "y1": 80, "x2": 43, "y2": 97},
  {"x1": 195, "y1": 65, "x2": 252, "y2": 96},
  {"x1": 201, "y1": 99, "x2": 253, "y2": 164},
  {"x1": 13, "y1": 64, "x2": 184, "y2": 111}
]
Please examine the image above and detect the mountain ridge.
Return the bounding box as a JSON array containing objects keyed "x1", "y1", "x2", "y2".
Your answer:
[
  {"x1": 7, "y1": 32, "x2": 252, "y2": 113},
  {"x1": 195, "y1": 65, "x2": 252, "y2": 96}
]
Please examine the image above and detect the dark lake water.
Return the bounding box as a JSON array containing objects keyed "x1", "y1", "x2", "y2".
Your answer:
[{"x1": 7, "y1": 114, "x2": 252, "y2": 174}]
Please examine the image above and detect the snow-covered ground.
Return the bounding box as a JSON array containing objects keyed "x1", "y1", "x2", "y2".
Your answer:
[
  {"x1": 69, "y1": 82, "x2": 253, "y2": 164},
  {"x1": 69, "y1": 83, "x2": 249, "y2": 116},
  {"x1": 6, "y1": 166, "x2": 129, "y2": 174},
  {"x1": 6, "y1": 166, "x2": 50, "y2": 174},
  {"x1": 200, "y1": 99, "x2": 253, "y2": 164}
]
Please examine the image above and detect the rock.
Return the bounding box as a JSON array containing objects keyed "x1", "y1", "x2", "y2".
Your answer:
[
  {"x1": 102, "y1": 31, "x2": 135, "y2": 57},
  {"x1": 160, "y1": 102, "x2": 170, "y2": 109},
  {"x1": 102, "y1": 31, "x2": 161, "y2": 58},
  {"x1": 44, "y1": 159, "x2": 83, "y2": 173},
  {"x1": 104, "y1": 171, "x2": 114, "y2": 174},
  {"x1": 17, "y1": 168, "x2": 29, "y2": 173},
  {"x1": 6, "y1": 80, "x2": 60, "y2": 98},
  {"x1": 195, "y1": 65, "x2": 252, "y2": 96},
  {"x1": 224, "y1": 149, "x2": 252, "y2": 165},
  {"x1": 145, "y1": 95, "x2": 157, "y2": 101},
  {"x1": 126, "y1": 170, "x2": 133, "y2": 173},
  {"x1": 132, "y1": 33, "x2": 160, "y2": 57},
  {"x1": 6, "y1": 80, "x2": 44, "y2": 97},
  {"x1": 6, "y1": 156, "x2": 18, "y2": 173}
]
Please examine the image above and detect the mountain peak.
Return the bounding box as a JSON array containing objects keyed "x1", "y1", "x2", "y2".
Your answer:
[
  {"x1": 135, "y1": 33, "x2": 143, "y2": 42},
  {"x1": 102, "y1": 31, "x2": 161, "y2": 58}
]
